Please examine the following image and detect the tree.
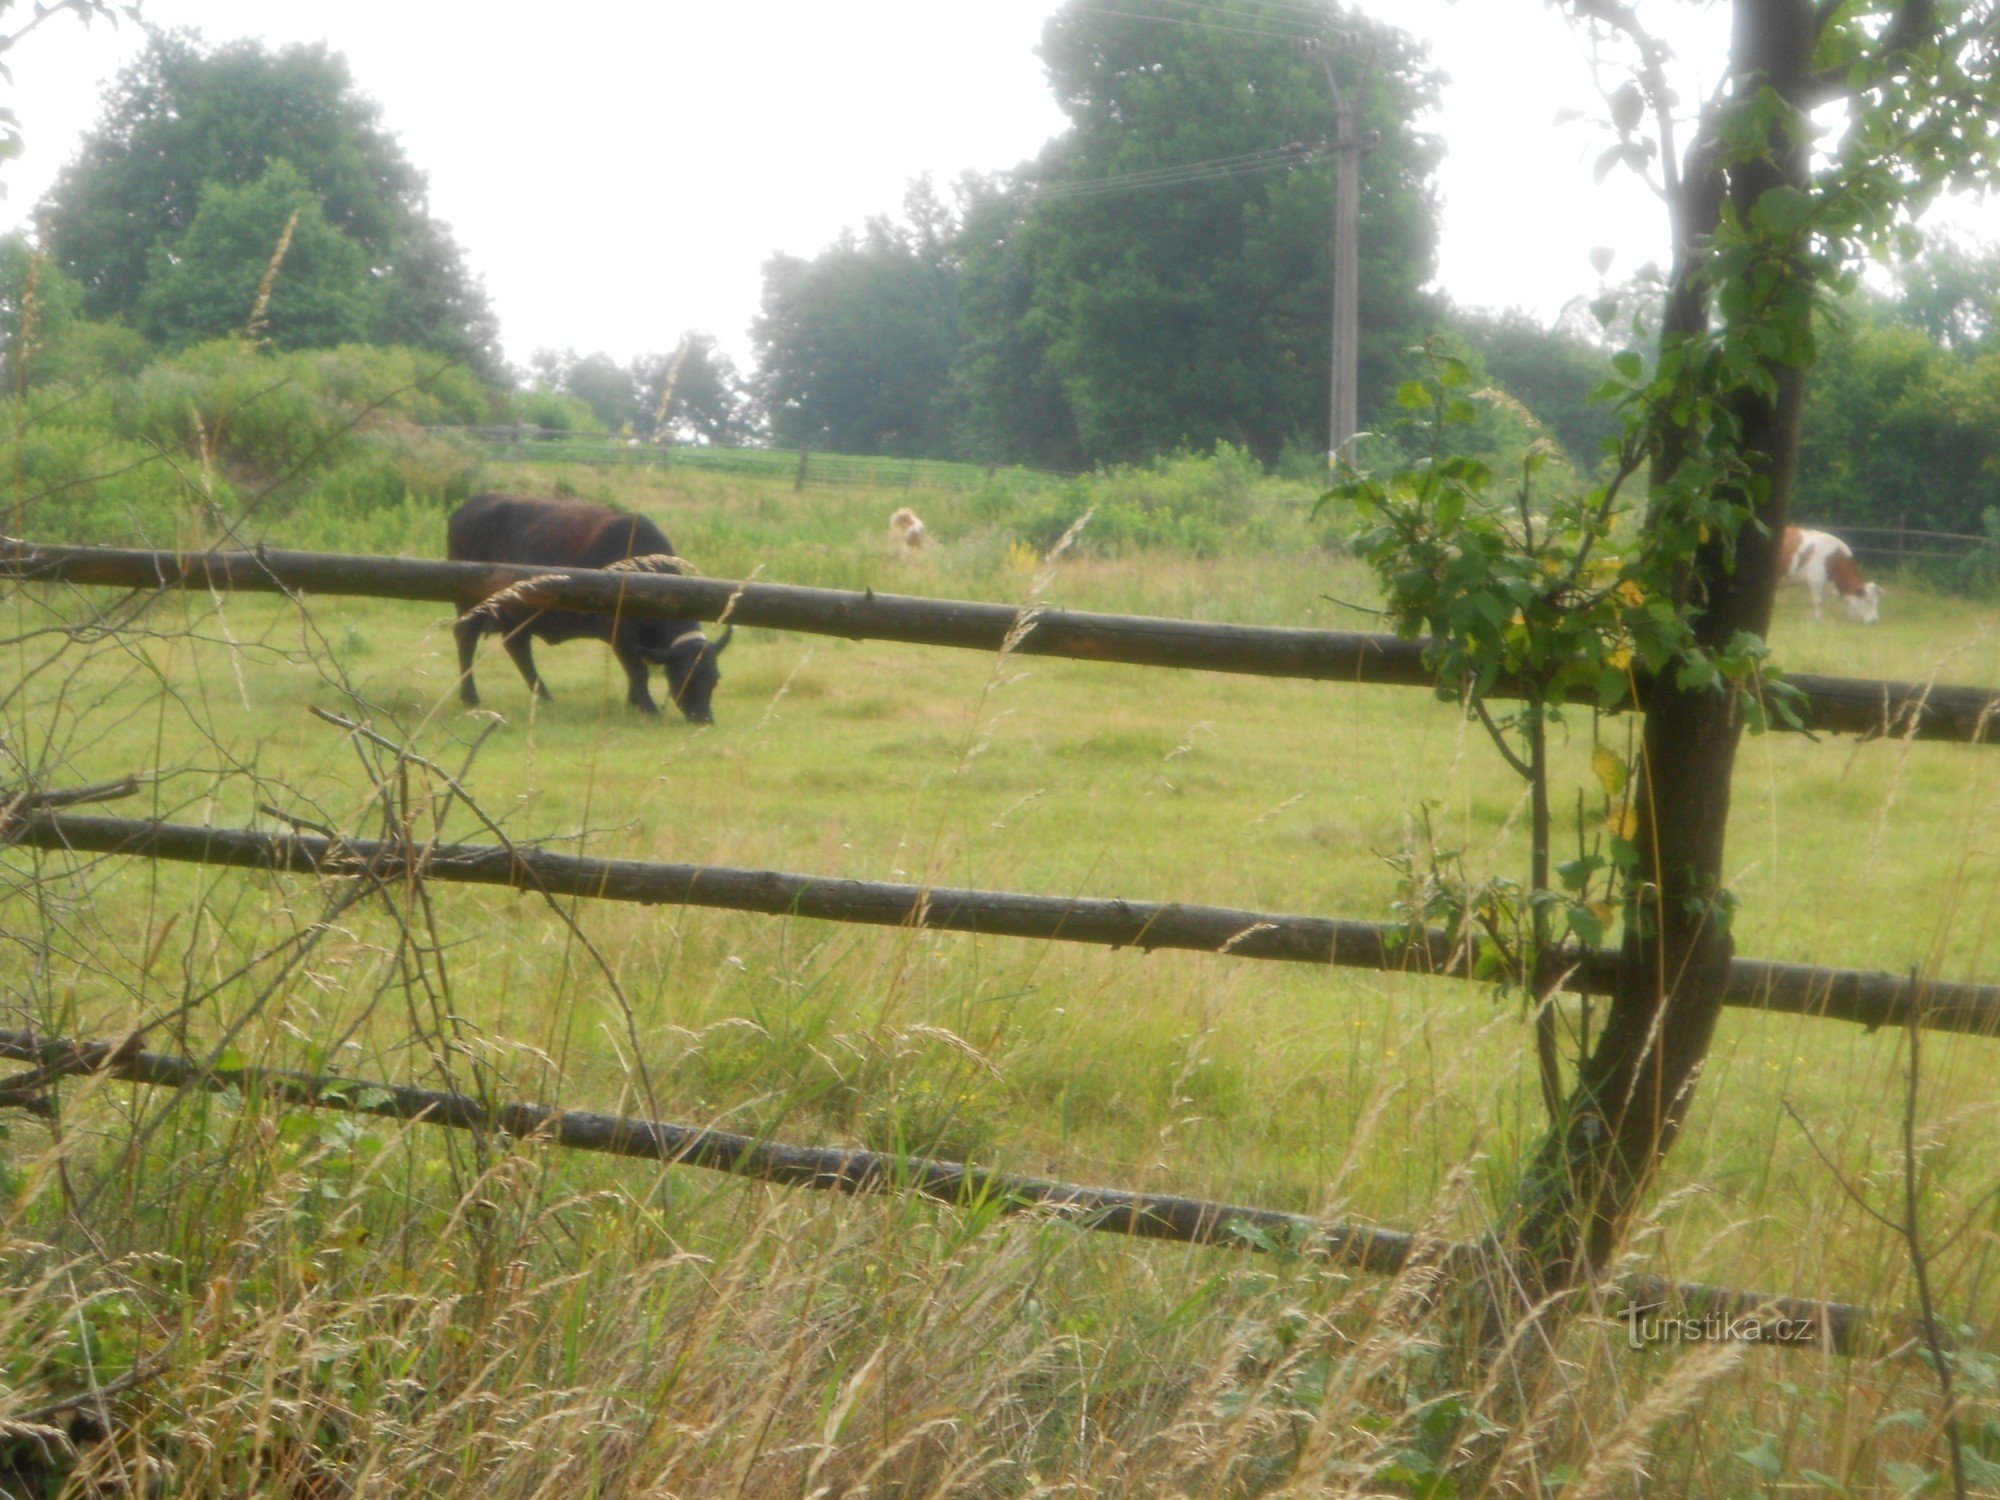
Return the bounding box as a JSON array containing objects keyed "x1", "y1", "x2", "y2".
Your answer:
[
  {"x1": 633, "y1": 335, "x2": 755, "y2": 446},
  {"x1": 1796, "y1": 307, "x2": 2000, "y2": 532},
  {"x1": 949, "y1": 176, "x2": 1088, "y2": 470},
  {"x1": 1452, "y1": 306, "x2": 1624, "y2": 468},
  {"x1": 530, "y1": 349, "x2": 639, "y2": 434},
  {"x1": 40, "y1": 32, "x2": 500, "y2": 371},
  {"x1": 1342, "y1": 0, "x2": 2000, "y2": 1347},
  {"x1": 137, "y1": 161, "x2": 376, "y2": 350},
  {"x1": 1508, "y1": 0, "x2": 2000, "y2": 1303},
  {"x1": 953, "y1": 0, "x2": 1442, "y2": 468},
  {"x1": 754, "y1": 180, "x2": 961, "y2": 457},
  {"x1": 0, "y1": 234, "x2": 147, "y2": 390},
  {"x1": 1890, "y1": 235, "x2": 2000, "y2": 350}
]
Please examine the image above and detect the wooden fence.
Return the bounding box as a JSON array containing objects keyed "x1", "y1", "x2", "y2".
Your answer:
[
  {"x1": 0, "y1": 1027, "x2": 1874, "y2": 1354},
  {"x1": 7, "y1": 539, "x2": 2000, "y2": 743},
  {"x1": 11, "y1": 811, "x2": 2000, "y2": 1038},
  {"x1": 426, "y1": 427, "x2": 1064, "y2": 493},
  {"x1": 6, "y1": 536, "x2": 1999, "y2": 1354}
]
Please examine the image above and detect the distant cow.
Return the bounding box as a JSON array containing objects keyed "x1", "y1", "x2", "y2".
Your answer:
[
  {"x1": 889, "y1": 507, "x2": 927, "y2": 554},
  {"x1": 1779, "y1": 526, "x2": 1881, "y2": 623},
  {"x1": 446, "y1": 492, "x2": 732, "y2": 721}
]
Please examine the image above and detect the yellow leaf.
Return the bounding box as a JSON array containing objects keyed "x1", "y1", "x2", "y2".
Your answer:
[
  {"x1": 1616, "y1": 579, "x2": 1646, "y2": 607},
  {"x1": 1608, "y1": 801, "x2": 1639, "y2": 840},
  {"x1": 1592, "y1": 745, "x2": 1628, "y2": 797},
  {"x1": 1606, "y1": 643, "x2": 1633, "y2": 670}
]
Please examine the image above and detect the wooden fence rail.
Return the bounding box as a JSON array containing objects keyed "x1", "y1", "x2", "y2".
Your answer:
[
  {"x1": 6, "y1": 540, "x2": 1999, "y2": 745},
  {"x1": 0, "y1": 1027, "x2": 1878, "y2": 1354},
  {"x1": 10, "y1": 811, "x2": 1998, "y2": 1038}
]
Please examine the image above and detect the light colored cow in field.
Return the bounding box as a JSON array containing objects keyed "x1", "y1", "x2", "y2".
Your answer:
[
  {"x1": 889, "y1": 507, "x2": 928, "y2": 555},
  {"x1": 1779, "y1": 526, "x2": 1881, "y2": 623}
]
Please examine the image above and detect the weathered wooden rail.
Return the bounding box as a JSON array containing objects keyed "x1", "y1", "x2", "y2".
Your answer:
[
  {"x1": 6, "y1": 539, "x2": 1999, "y2": 744},
  {"x1": 0, "y1": 1027, "x2": 1876, "y2": 1354},
  {"x1": 10, "y1": 811, "x2": 1998, "y2": 1037}
]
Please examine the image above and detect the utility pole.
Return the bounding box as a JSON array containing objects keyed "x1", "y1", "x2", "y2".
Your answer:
[{"x1": 1306, "y1": 36, "x2": 1377, "y2": 472}]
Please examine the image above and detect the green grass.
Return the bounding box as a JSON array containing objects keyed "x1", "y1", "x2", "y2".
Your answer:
[{"x1": 5, "y1": 461, "x2": 1999, "y2": 1494}]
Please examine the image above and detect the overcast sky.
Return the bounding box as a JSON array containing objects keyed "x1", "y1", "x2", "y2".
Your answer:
[{"x1": 1, "y1": 1, "x2": 1992, "y2": 372}]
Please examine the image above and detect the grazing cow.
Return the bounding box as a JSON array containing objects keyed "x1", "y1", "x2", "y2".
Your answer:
[
  {"x1": 889, "y1": 506, "x2": 927, "y2": 554},
  {"x1": 446, "y1": 492, "x2": 731, "y2": 721},
  {"x1": 1779, "y1": 526, "x2": 1882, "y2": 623}
]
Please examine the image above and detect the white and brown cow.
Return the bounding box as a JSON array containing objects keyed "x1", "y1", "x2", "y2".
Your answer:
[
  {"x1": 1779, "y1": 526, "x2": 1881, "y2": 623},
  {"x1": 889, "y1": 506, "x2": 928, "y2": 555}
]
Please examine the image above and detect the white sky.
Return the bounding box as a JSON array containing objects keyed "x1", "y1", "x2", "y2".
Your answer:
[{"x1": 1, "y1": 1, "x2": 1993, "y2": 372}]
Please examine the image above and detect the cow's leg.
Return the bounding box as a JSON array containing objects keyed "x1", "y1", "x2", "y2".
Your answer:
[
  {"x1": 453, "y1": 613, "x2": 483, "y2": 705},
  {"x1": 617, "y1": 645, "x2": 661, "y2": 715},
  {"x1": 501, "y1": 625, "x2": 551, "y2": 699},
  {"x1": 1808, "y1": 576, "x2": 1825, "y2": 619}
]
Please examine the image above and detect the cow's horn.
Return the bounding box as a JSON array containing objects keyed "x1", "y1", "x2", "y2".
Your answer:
[{"x1": 715, "y1": 624, "x2": 735, "y2": 653}]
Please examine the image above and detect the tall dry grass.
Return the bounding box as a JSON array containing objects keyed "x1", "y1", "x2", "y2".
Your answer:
[{"x1": 3, "y1": 399, "x2": 1998, "y2": 1494}]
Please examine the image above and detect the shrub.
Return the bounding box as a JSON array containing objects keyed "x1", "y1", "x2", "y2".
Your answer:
[
  {"x1": 1014, "y1": 445, "x2": 1300, "y2": 557},
  {"x1": 510, "y1": 388, "x2": 604, "y2": 433},
  {"x1": 2, "y1": 411, "x2": 213, "y2": 544}
]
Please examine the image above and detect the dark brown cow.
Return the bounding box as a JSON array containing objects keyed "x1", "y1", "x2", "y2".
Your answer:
[{"x1": 446, "y1": 492, "x2": 731, "y2": 721}]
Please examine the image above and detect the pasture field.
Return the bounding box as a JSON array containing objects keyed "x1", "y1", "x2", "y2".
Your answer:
[{"x1": 4, "y1": 460, "x2": 2000, "y2": 1494}]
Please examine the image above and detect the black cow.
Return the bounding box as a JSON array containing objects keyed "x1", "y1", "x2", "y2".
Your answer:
[{"x1": 446, "y1": 492, "x2": 731, "y2": 722}]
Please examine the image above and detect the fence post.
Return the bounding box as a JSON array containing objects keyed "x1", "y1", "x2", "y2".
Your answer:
[{"x1": 794, "y1": 444, "x2": 810, "y2": 493}]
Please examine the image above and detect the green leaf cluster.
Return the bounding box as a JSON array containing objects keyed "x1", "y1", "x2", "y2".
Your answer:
[{"x1": 38, "y1": 32, "x2": 500, "y2": 373}]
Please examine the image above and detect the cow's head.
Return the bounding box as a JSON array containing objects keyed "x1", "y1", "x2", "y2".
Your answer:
[
  {"x1": 1846, "y1": 581, "x2": 1882, "y2": 625},
  {"x1": 654, "y1": 626, "x2": 732, "y2": 723}
]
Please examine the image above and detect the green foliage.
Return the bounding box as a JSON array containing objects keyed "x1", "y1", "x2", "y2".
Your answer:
[
  {"x1": 0, "y1": 234, "x2": 146, "y2": 392},
  {"x1": 138, "y1": 161, "x2": 377, "y2": 350},
  {"x1": 541, "y1": 349, "x2": 639, "y2": 433},
  {"x1": 1889, "y1": 236, "x2": 2000, "y2": 350},
  {"x1": 1336, "y1": 335, "x2": 1801, "y2": 1006},
  {"x1": 511, "y1": 387, "x2": 606, "y2": 434},
  {"x1": 1452, "y1": 308, "x2": 1623, "y2": 470},
  {"x1": 4, "y1": 395, "x2": 205, "y2": 544},
  {"x1": 40, "y1": 31, "x2": 500, "y2": 372},
  {"x1": 951, "y1": 1, "x2": 1442, "y2": 469},
  {"x1": 1016, "y1": 443, "x2": 1307, "y2": 556},
  {"x1": 1796, "y1": 303, "x2": 2000, "y2": 536},
  {"x1": 2, "y1": 339, "x2": 485, "y2": 544},
  {"x1": 527, "y1": 338, "x2": 758, "y2": 447},
  {"x1": 756, "y1": 179, "x2": 960, "y2": 457},
  {"x1": 633, "y1": 335, "x2": 756, "y2": 446}
]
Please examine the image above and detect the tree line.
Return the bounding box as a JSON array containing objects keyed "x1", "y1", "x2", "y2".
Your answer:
[{"x1": 5, "y1": 8, "x2": 1998, "y2": 537}]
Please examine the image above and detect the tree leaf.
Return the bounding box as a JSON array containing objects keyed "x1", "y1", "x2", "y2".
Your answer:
[
  {"x1": 1591, "y1": 744, "x2": 1628, "y2": 797},
  {"x1": 1735, "y1": 1435, "x2": 1784, "y2": 1479}
]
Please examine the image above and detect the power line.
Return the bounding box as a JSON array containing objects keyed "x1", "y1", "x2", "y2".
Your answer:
[
  {"x1": 1064, "y1": 4, "x2": 1325, "y2": 44},
  {"x1": 1026, "y1": 140, "x2": 1332, "y2": 203},
  {"x1": 1145, "y1": 0, "x2": 1345, "y2": 33}
]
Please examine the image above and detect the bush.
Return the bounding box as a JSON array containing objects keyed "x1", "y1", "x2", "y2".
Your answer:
[
  {"x1": 1014, "y1": 445, "x2": 1302, "y2": 557},
  {"x1": 2, "y1": 408, "x2": 215, "y2": 544},
  {"x1": 510, "y1": 388, "x2": 604, "y2": 433},
  {"x1": 1, "y1": 339, "x2": 496, "y2": 546}
]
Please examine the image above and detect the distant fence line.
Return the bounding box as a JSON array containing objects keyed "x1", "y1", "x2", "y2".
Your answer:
[
  {"x1": 10, "y1": 811, "x2": 1998, "y2": 1039},
  {"x1": 0, "y1": 1027, "x2": 1876, "y2": 1354},
  {"x1": 1802, "y1": 522, "x2": 1998, "y2": 569},
  {"x1": 427, "y1": 426, "x2": 1069, "y2": 492},
  {"x1": 6, "y1": 540, "x2": 1999, "y2": 746}
]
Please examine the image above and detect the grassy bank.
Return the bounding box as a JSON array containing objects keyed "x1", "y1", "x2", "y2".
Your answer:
[{"x1": 4, "y1": 456, "x2": 1999, "y2": 1494}]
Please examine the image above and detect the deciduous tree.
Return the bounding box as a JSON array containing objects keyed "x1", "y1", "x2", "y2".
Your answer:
[
  {"x1": 954, "y1": 0, "x2": 1442, "y2": 468},
  {"x1": 41, "y1": 32, "x2": 499, "y2": 371}
]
